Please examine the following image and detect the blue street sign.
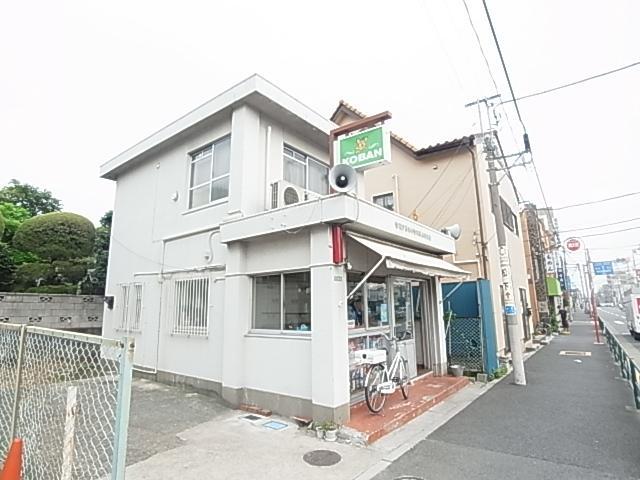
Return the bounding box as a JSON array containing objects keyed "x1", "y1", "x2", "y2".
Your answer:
[
  {"x1": 504, "y1": 304, "x2": 516, "y2": 315},
  {"x1": 593, "y1": 261, "x2": 614, "y2": 276}
]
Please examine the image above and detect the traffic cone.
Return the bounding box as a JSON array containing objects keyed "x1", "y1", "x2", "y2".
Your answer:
[{"x1": 0, "y1": 438, "x2": 23, "y2": 480}]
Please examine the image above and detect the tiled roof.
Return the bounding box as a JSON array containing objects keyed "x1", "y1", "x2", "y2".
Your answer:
[
  {"x1": 331, "y1": 100, "x2": 419, "y2": 152},
  {"x1": 331, "y1": 100, "x2": 474, "y2": 156}
]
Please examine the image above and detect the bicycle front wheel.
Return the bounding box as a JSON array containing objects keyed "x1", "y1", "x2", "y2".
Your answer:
[
  {"x1": 364, "y1": 363, "x2": 387, "y2": 413},
  {"x1": 399, "y1": 358, "x2": 410, "y2": 399}
]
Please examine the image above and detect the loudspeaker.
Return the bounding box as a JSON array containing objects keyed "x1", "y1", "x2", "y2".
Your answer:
[
  {"x1": 441, "y1": 224, "x2": 462, "y2": 240},
  {"x1": 328, "y1": 164, "x2": 357, "y2": 193}
]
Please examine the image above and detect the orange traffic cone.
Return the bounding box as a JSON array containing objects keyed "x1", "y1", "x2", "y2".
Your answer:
[{"x1": 0, "y1": 438, "x2": 23, "y2": 480}]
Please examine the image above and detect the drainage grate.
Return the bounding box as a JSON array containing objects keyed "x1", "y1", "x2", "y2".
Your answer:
[
  {"x1": 303, "y1": 450, "x2": 342, "y2": 467},
  {"x1": 242, "y1": 414, "x2": 263, "y2": 421},
  {"x1": 394, "y1": 476, "x2": 425, "y2": 480},
  {"x1": 263, "y1": 420, "x2": 288, "y2": 430},
  {"x1": 559, "y1": 351, "x2": 592, "y2": 357}
]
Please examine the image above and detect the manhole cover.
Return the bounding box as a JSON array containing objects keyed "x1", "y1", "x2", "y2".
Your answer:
[
  {"x1": 559, "y1": 351, "x2": 591, "y2": 357},
  {"x1": 303, "y1": 450, "x2": 342, "y2": 467}
]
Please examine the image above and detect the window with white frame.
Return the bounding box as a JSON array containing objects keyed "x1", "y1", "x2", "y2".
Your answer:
[
  {"x1": 189, "y1": 136, "x2": 231, "y2": 209},
  {"x1": 118, "y1": 283, "x2": 143, "y2": 332},
  {"x1": 170, "y1": 276, "x2": 210, "y2": 336},
  {"x1": 253, "y1": 271, "x2": 311, "y2": 332},
  {"x1": 373, "y1": 193, "x2": 394, "y2": 211},
  {"x1": 283, "y1": 146, "x2": 329, "y2": 194}
]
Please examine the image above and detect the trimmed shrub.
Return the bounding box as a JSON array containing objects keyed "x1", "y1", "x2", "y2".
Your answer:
[
  {"x1": 13, "y1": 212, "x2": 95, "y2": 261},
  {"x1": 13, "y1": 262, "x2": 55, "y2": 290},
  {"x1": 25, "y1": 284, "x2": 77, "y2": 294},
  {"x1": 52, "y1": 260, "x2": 88, "y2": 284}
]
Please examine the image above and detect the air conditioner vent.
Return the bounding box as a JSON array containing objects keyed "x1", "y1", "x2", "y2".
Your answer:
[{"x1": 283, "y1": 186, "x2": 300, "y2": 205}]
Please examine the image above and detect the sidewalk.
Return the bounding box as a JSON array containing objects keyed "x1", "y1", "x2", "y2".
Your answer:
[{"x1": 373, "y1": 312, "x2": 640, "y2": 480}]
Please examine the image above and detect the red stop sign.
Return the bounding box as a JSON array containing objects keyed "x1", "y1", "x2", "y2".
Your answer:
[{"x1": 566, "y1": 238, "x2": 581, "y2": 252}]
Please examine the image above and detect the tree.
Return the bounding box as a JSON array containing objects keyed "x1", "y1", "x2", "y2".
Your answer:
[
  {"x1": 13, "y1": 212, "x2": 95, "y2": 261},
  {"x1": 0, "y1": 211, "x2": 4, "y2": 241},
  {"x1": 93, "y1": 210, "x2": 112, "y2": 294},
  {"x1": 0, "y1": 202, "x2": 31, "y2": 243},
  {"x1": 0, "y1": 180, "x2": 62, "y2": 217},
  {"x1": 0, "y1": 243, "x2": 15, "y2": 291}
]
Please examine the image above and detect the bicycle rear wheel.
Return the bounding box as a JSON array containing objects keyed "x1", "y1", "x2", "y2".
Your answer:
[
  {"x1": 399, "y1": 358, "x2": 410, "y2": 399},
  {"x1": 364, "y1": 363, "x2": 387, "y2": 413}
]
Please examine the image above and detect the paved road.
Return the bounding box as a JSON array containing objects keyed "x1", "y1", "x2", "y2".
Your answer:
[
  {"x1": 598, "y1": 306, "x2": 640, "y2": 355},
  {"x1": 374, "y1": 312, "x2": 640, "y2": 480}
]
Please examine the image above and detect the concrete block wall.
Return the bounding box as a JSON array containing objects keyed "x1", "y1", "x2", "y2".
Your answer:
[{"x1": 0, "y1": 293, "x2": 104, "y2": 331}]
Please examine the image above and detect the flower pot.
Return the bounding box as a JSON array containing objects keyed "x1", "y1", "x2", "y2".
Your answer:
[
  {"x1": 450, "y1": 364, "x2": 465, "y2": 377},
  {"x1": 315, "y1": 428, "x2": 324, "y2": 440},
  {"x1": 324, "y1": 428, "x2": 337, "y2": 442}
]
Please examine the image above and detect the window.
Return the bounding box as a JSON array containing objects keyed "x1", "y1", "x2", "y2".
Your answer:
[
  {"x1": 171, "y1": 277, "x2": 209, "y2": 336},
  {"x1": 347, "y1": 274, "x2": 389, "y2": 331},
  {"x1": 118, "y1": 283, "x2": 142, "y2": 332},
  {"x1": 373, "y1": 193, "x2": 394, "y2": 211},
  {"x1": 189, "y1": 136, "x2": 231, "y2": 209},
  {"x1": 500, "y1": 197, "x2": 519, "y2": 235},
  {"x1": 283, "y1": 146, "x2": 329, "y2": 195},
  {"x1": 253, "y1": 271, "x2": 311, "y2": 332}
]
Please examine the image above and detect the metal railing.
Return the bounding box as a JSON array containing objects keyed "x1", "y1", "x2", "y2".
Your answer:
[
  {"x1": 0, "y1": 323, "x2": 134, "y2": 479},
  {"x1": 599, "y1": 318, "x2": 640, "y2": 410}
]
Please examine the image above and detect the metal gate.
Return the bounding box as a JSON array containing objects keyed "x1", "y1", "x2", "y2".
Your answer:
[{"x1": 446, "y1": 316, "x2": 484, "y2": 372}]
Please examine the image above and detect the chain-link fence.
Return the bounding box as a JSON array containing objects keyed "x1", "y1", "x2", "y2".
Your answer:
[
  {"x1": 446, "y1": 316, "x2": 484, "y2": 372},
  {"x1": 0, "y1": 323, "x2": 133, "y2": 480}
]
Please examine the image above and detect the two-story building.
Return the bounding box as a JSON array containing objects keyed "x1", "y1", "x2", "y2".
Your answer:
[
  {"x1": 331, "y1": 101, "x2": 532, "y2": 356},
  {"x1": 100, "y1": 75, "x2": 468, "y2": 422}
]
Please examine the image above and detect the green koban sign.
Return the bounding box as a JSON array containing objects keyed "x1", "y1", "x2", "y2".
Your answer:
[{"x1": 338, "y1": 126, "x2": 387, "y2": 170}]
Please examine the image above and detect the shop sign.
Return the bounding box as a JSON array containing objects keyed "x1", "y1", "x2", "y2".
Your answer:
[{"x1": 335, "y1": 125, "x2": 391, "y2": 171}]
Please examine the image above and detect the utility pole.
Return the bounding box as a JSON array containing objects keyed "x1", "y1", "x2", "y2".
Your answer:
[
  {"x1": 466, "y1": 96, "x2": 527, "y2": 385},
  {"x1": 483, "y1": 135, "x2": 527, "y2": 385}
]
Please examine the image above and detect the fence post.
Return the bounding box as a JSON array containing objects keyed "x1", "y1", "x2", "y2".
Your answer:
[
  {"x1": 61, "y1": 386, "x2": 78, "y2": 480},
  {"x1": 9, "y1": 325, "x2": 27, "y2": 443},
  {"x1": 111, "y1": 337, "x2": 134, "y2": 480},
  {"x1": 631, "y1": 362, "x2": 640, "y2": 410}
]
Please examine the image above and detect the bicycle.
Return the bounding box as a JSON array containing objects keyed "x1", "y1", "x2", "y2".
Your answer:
[{"x1": 359, "y1": 331, "x2": 410, "y2": 413}]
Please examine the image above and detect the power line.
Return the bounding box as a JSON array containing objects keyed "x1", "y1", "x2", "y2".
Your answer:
[
  {"x1": 461, "y1": 0, "x2": 501, "y2": 96},
  {"x1": 580, "y1": 225, "x2": 640, "y2": 238},
  {"x1": 481, "y1": 0, "x2": 526, "y2": 133},
  {"x1": 558, "y1": 216, "x2": 640, "y2": 233},
  {"x1": 502, "y1": 61, "x2": 640, "y2": 103},
  {"x1": 554, "y1": 190, "x2": 640, "y2": 210}
]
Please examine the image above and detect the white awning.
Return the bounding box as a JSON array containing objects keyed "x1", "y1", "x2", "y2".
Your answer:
[{"x1": 348, "y1": 234, "x2": 469, "y2": 279}]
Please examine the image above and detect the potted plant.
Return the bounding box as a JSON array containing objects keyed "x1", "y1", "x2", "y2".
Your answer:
[
  {"x1": 311, "y1": 422, "x2": 324, "y2": 440},
  {"x1": 322, "y1": 421, "x2": 339, "y2": 442}
]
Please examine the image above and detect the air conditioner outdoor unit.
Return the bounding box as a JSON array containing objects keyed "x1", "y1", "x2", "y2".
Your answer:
[{"x1": 271, "y1": 180, "x2": 305, "y2": 209}]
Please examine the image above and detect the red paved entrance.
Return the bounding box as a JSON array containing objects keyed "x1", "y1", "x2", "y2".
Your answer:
[{"x1": 346, "y1": 373, "x2": 469, "y2": 444}]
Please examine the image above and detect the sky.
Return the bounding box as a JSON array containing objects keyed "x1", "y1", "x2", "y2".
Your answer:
[{"x1": 1, "y1": 0, "x2": 639, "y2": 289}]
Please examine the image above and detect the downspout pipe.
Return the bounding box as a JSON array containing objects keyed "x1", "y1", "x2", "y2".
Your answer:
[{"x1": 466, "y1": 142, "x2": 489, "y2": 279}]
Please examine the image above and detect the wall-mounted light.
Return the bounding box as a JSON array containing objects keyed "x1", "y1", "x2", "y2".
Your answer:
[{"x1": 171, "y1": 191, "x2": 179, "y2": 202}]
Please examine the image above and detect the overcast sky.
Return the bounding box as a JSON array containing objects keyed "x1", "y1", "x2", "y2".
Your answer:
[{"x1": 1, "y1": 0, "x2": 638, "y2": 287}]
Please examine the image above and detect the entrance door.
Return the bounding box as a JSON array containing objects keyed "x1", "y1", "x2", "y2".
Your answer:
[
  {"x1": 393, "y1": 279, "x2": 417, "y2": 378},
  {"x1": 412, "y1": 281, "x2": 430, "y2": 374}
]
